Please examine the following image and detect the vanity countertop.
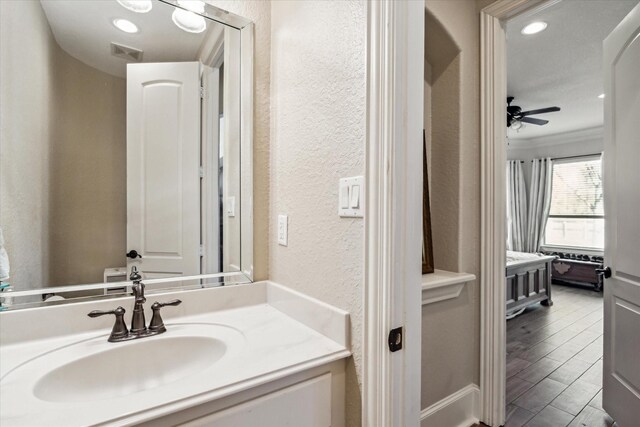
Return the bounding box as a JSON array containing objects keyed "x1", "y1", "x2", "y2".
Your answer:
[{"x1": 0, "y1": 281, "x2": 351, "y2": 427}]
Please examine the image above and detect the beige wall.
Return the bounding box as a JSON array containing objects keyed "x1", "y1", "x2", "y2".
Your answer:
[
  {"x1": 0, "y1": 0, "x2": 56, "y2": 290},
  {"x1": 48, "y1": 50, "x2": 126, "y2": 286},
  {"x1": 269, "y1": 1, "x2": 366, "y2": 426},
  {"x1": 421, "y1": 0, "x2": 488, "y2": 408}
]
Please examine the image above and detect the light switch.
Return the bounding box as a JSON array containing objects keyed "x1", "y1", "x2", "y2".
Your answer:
[
  {"x1": 339, "y1": 176, "x2": 364, "y2": 218},
  {"x1": 340, "y1": 183, "x2": 350, "y2": 209},
  {"x1": 350, "y1": 185, "x2": 360, "y2": 208},
  {"x1": 278, "y1": 215, "x2": 288, "y2": 246}
]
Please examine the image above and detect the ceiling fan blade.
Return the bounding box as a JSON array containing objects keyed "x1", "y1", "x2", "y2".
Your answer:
[
  {"x1": 520, "y1": 106, "x2": 560, "y2": 116},
  {"x1": 520, "y1": 117, "x2": 549, "y2": 126}
]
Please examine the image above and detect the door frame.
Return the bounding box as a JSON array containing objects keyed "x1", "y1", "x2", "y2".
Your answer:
[
  {"x1": 363, "y1": 0, "x2": 424, "y2": 425},
  {"x1": 479, "y1": 0, "x2": 561, "y2": 425}
]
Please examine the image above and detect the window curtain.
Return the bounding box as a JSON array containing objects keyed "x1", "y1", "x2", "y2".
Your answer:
[
  {"x1": 506, "y1": 161, "x2": 528, "y2": 251},
  {"x1": 525, "y1": 158, "x2": 553, "y2": 253}
]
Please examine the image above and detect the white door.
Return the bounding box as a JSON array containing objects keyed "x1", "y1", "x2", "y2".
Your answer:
[
  {"x1": 602, "y1": 4, "x2": 640, "y2": 426},
  {"x1": 127, "y1": 62, "x2": 201, "y2": 279}
]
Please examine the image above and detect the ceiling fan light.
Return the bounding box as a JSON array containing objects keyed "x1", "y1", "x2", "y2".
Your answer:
[
  {"x1": 511, "y1": 120, "x2": 523, "y2": 131},
  {"x1": 116, "y1": 0, "x2": 152, "y2": 14},
  {"x1": 598, "y1": 93, "x2": 605, "y2": 99},
  {"x1": 521, "y1": 21, "x2": 548, "y2": 35}
]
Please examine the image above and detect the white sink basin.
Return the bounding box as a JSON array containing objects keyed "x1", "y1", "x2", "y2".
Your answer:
[
  {"x1": 34, "y1": 335, "x2": 226, "y2": 402},
  {"x1": 1, "y1": 323, "x2": 244, "y2": 404}
]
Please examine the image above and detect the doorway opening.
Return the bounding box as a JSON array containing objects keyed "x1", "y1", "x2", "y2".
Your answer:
[
  {"x1": 480, "y1": 0, "x2": 640, "y2": 425},
  {"x1": 503, "y1": 2, "x2": 635, "y2": 425}
]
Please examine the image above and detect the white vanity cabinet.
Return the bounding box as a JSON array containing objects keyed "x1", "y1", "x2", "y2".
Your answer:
[
  {"x1": 185, "y1": 375, "x2": 331, "y2": 427},
  {"x1": 138, "y1": 361, "x2": 345, "y2": 427},
  {"x1": 0, "y1": 282, "x2": 350, "y2": 427}
]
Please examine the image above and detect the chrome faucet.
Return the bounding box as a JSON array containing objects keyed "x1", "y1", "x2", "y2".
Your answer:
[{"x1": 88, "y1": 266, "x2": 182, "y2": 342}]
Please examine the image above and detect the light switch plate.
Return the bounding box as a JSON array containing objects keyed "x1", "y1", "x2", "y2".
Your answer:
[
  {"x1": 339, "y1": 176, "x2": 364, "y2": 218},
  {"x1": 278, "y1": 214, "x2": 288, "y2": 246}
]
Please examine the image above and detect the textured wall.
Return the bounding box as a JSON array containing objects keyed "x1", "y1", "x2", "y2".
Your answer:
[
  {"x1": 421, "y1": 0, "x2": 485, "y2": 408},
  {"x1": 208, "y1": 1, "x2": 271, "y2": 281},
  {"x1": 270, "y1": 1, "x2": 366, "y2": 425},
  {"x1": 48, "y1": 51, "x2": 126, "y2": 286},
  {"x1": 0, "y1": 0, "x2": 56, "y2": 290}
]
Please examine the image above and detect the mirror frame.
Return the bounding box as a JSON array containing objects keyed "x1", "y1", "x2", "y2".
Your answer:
[{"x1": 2, "y1": 0, "x2": 255, "y2": 307}]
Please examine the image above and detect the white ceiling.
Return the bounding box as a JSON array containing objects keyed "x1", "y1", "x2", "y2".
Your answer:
[
  {"x1": 39, "y1": 0, "x2": 225, "y2": 78},
  {"x1": 506, "y1": 0, "x2": 638, "y2": 140}
]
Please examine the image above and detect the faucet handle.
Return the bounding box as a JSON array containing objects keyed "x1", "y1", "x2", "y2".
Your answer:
[
  {"x1": 149, "y1": 299, "x2": 182, "y2": 333},
  {"x1": 88, "y1": 306, "x2": 129, "y2": 342},
  {"x1": 153, "y1": 299, "x2": 182, "y2": 308},
  {"x1": 88, "y1": 306, "x2": 125, "y2": 318}
]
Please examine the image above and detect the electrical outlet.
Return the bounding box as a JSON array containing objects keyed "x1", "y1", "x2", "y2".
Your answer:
[{"x1": 278, "y1": 215, "x2": 288, "y2": 246}]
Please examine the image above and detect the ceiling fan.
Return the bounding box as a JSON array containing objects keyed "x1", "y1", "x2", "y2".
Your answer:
[{"x1": 507, "y1": 97, "x2": 560, "y2": 128}]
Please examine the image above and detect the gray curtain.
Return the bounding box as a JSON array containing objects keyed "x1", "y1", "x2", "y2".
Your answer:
[
  {"x1": 506, "y1": 161, "x2": 528, "y2": 251},
  {"x1": 525, "y1": 158, "x2": 553, "y2": 253}
]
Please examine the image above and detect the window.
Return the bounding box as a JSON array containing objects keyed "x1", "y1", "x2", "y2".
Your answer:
[{"x1": 544, "y1": 156, "x2": 604, "y2": 250}]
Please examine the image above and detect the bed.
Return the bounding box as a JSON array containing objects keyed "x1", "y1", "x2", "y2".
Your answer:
[{"x1": 506, "y1": 251, "x2": 557, "y2": 318}]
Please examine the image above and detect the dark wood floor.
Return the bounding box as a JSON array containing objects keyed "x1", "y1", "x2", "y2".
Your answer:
[{"x1": 505, "y1": 284, "x2": 613, "y2": 427}]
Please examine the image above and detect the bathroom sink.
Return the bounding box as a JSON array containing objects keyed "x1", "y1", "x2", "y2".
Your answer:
[
  {"x1": 34, "y1": 335, "x2": 226, "y2": 402},
  {"x1": 1, "y1": 323, "x2": 244, "y2": 404}
]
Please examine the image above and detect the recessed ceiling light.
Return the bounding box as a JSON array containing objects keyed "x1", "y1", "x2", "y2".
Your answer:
[
  {"x1": 116, "y1": 0, "x2": 152, "y2": 13},
  {"x1": 113, "y1": 18, "x2": 139, "y2": 34},
  {"x1": 598, "y1": 93, "x2": 605, "y2": 99},
  {"x1": 521, "y1": 21, "x2": 548, "y2": 35},
  {"x1": 172, "y1": 8, "x2": 206, "y2": 34}
]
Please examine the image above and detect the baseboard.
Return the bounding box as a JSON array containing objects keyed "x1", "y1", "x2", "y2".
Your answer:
[{"x1": 420, "y1": 384, "x2": 480, "y2": 427}]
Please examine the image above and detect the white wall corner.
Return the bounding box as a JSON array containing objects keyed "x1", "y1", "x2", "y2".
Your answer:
[{"x1": 420, "y1": 384, "x2": 480, "y2": 427}]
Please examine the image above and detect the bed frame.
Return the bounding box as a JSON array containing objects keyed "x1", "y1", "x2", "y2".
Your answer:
[{"x1": 506, "y1": 255, "x2": 556, "y2": 316}]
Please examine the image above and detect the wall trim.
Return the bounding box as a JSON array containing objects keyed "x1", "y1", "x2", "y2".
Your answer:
[
  {"x1": 508, "y1": 126, "x2": 604, "y2": 149},
  {"x1": 479, "y1": 1, "x2": 556, "y2": 425},
  {"x1": 363, "y1": 1, "x2": 424, "y2": 426},
  {"x1": 421, "y1": 270, "x2": 476, "y2": 305},
  {"x1": 420, "y1": 384, "x2": 480, "y2": 427}
]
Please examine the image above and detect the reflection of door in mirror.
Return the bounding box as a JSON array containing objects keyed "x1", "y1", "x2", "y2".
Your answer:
[
  {"x1": 0, "y1": 0, "x2": 243, "y2": 292},
  {"x1": 126, "y1": 62, "x2": 202, "y2": 279}
]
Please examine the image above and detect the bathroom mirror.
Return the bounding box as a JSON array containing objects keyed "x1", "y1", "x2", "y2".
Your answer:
[{"x1": 0, "y1": 0, "x2": 254, "y2": 306}]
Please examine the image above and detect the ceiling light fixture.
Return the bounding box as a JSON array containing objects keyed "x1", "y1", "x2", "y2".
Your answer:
[
  {"x1": 172, "y1": 1, "x2": 207, "y2": 34},
  {"x1": 116, "y1": 0, "x2": 152, "y2": 13},
  {"x1": 113, "y1": 18, "x2": 139, "y2": 34},
  {"x1": 598, "y1": 93, "x2": 605, "y2": 99},
  {"x1": 521, "y1": 21, "x2": 548, "y2": 35},
  {"x1": 510, "y1": 120, "x2": 523, "y2": 131}
]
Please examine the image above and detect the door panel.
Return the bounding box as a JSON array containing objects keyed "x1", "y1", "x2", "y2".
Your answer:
[
  {"x1": 602, "y1": 4, "x2": 640, "y2": 426},
  {"x1": 612, "y1": 297, "x2": 640, "y2": 391},
  {"x1": 127, "y1": 62, "x2": 201, "y2": 278}
]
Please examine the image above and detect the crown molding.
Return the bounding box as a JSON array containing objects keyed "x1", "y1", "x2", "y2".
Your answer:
[{"x1": 508, "y1": 126, "x2": 604, "y2": 150}]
